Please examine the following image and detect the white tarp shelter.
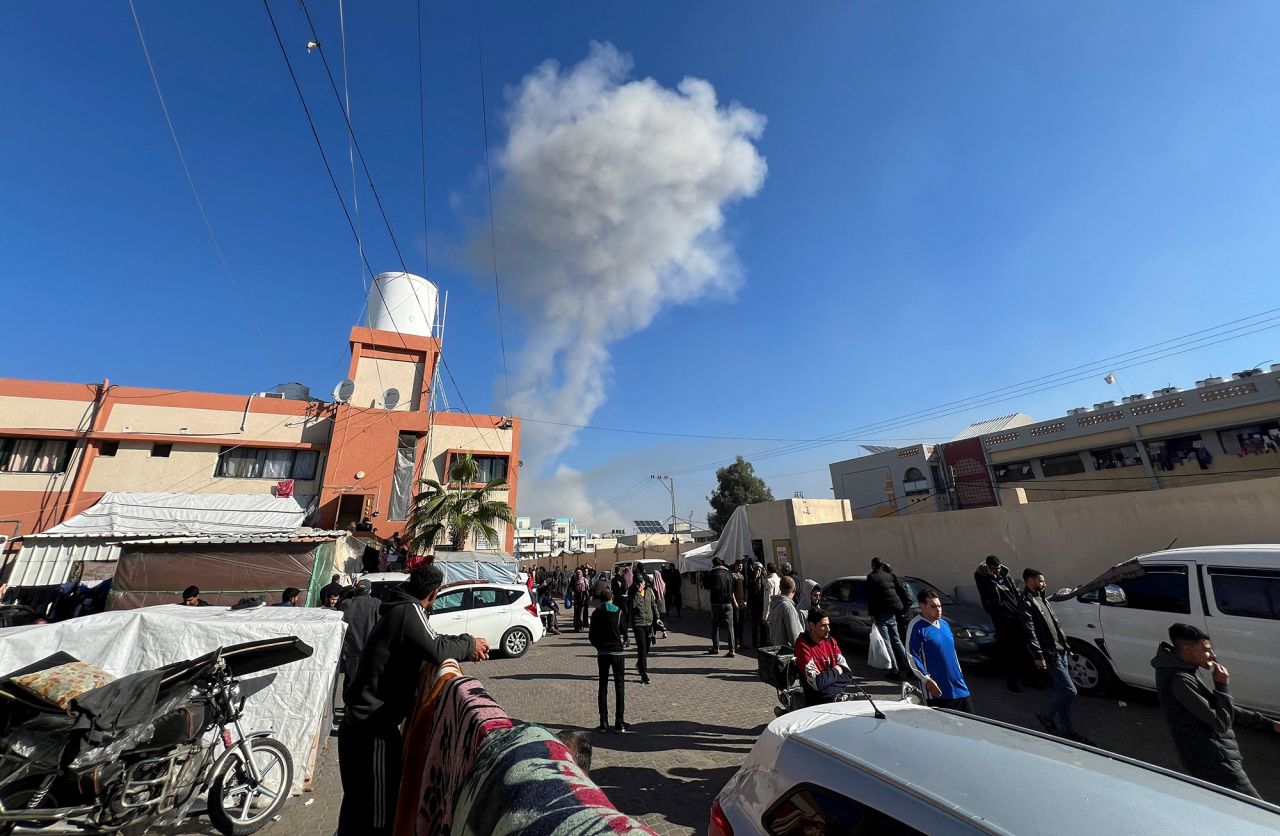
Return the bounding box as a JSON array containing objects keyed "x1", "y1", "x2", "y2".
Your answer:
[
  {"x1": 433, "y1": 549, "x2": 519, "y2": 584},
  {"x1": 9, "y1": 492, "x2": 311, "y2": 588},
  {"x1": 678, "y1": 505, "x2": 754, "y2": 574},
  {"x1": 0, "y1": 605, "x2": 344, "y2": 794}
]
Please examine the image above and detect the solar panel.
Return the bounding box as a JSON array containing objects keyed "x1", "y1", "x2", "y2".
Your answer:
[{"x1": 633, "y1": 519, "x2": 666, "y2": 534}]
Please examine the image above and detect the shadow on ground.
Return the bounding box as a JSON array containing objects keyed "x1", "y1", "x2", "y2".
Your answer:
[{"x1": 592, "y1": 764, "x2": 740, "y2": 830}]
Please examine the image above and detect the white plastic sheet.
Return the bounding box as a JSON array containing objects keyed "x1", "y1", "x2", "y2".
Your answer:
[
  {"x1": 0, "y1": 605, "x2": 345, "y2": 794},
  {"x1": 678, "y1": 506, "x2": 753, "y2": 573}
]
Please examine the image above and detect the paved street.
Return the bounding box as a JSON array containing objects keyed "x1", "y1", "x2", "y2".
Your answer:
[{"x1": 171, "y1": 609, "x2": 1278, "y2": 834}]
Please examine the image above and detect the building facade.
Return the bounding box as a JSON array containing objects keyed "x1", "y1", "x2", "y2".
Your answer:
[{"x1": 0, "y1": 273, "x2": 520, "y2": 569}]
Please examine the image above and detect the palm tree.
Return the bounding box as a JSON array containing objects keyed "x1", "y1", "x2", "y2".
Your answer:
[{"x1": 405, "y1": 453, "x2": 515, "y2": 553}]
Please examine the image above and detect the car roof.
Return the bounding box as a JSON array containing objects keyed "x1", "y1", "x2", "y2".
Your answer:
[
  {"x1": 1137, "y1": 546, "x2": 1280, "y2": 567},
  {"x1": 764, "y1": 702, "x2": 1280, "y2": 833},
  {"x1": 359, "y1": 572, "x2": 408, "y2": 583}
]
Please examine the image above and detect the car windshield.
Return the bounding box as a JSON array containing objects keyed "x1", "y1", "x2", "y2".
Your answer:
[{"x1": 903, "y1": 577, "x2": 955, "y2": 606}]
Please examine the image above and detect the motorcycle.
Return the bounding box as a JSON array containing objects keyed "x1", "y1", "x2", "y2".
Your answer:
[{"x1": 0, "y1": 636, "x2": 312, "y2": 834}]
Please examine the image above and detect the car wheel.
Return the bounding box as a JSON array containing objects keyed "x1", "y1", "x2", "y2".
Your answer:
[
  {"x1": 1068, "y1": 642, "x2": 1114, "y2": 696},
  {"x1": 501, "y1": 626, "x2": 532, "y2": 658}
]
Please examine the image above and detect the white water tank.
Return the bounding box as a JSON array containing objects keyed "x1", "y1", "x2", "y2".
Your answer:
[{"x1": 366, "y1": 272, "x2": 438, "y2": 338}]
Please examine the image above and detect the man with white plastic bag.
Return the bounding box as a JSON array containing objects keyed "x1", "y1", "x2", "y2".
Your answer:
[{"x1": 867, "y1": 619, "x2": 894, "y2": 670}]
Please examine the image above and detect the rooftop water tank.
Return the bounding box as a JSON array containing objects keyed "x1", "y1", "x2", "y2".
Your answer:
[
  {"x1": 269, "y1": 382, "x2": 311, "y2": 401},
  {"x1": 366, "y1": 272, "x2": 438, "y2": 338}
]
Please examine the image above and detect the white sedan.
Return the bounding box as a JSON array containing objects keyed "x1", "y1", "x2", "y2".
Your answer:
[{"x1": 712, "y1": 700, "x2": 1280, "y2": 835}]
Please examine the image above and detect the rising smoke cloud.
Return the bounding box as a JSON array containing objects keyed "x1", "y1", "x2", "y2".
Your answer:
[{"x1": 480, "y1": 43, "x2": 767, "y2": 491}]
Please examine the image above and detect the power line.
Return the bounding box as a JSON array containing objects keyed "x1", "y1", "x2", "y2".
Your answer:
[
  {"x1": 475, "y1": 15, "x2": 511, "y2": 404},
  {"x1": 126, "y1": 0, "x2": 285, "y2": 378},
  {"x1": 516, "y1": 415, "x2": 950, "y2": 443}
]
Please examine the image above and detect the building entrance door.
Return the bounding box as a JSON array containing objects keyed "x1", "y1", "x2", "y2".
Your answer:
[{"x1": 336, "y1": 494, "x2": 371, "y2": 530}]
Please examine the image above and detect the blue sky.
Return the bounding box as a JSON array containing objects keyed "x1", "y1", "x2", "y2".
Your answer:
[{"x1": 5, "y1": 3, "x2": 1280, "y2": 530}]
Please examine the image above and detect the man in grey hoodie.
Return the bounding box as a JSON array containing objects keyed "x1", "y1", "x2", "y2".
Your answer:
[
  {"x1": 1152, "y1": 623, "x2": 1279, "y2": 798},
  {"x1": 767, "y1": 575, "x2": 805, "y2": 649}
]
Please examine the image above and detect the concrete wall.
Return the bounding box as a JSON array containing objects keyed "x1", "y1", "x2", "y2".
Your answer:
[
  {"x1": 351, "y1": 357, "x2": 423, "y2": 412},
  {"x1": 791, "y1": 476, "x2": 1280, "y2": 600}
]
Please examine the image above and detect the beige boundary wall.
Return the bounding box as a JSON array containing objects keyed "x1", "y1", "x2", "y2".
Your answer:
[{"x1": 791, "y1": 476, "x2": 1280, "y2": 600}]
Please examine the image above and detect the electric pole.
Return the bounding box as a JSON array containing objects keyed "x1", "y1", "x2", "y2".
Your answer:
[{"x1": 651, "y1": 474, "x2": 678, "y2": 573}]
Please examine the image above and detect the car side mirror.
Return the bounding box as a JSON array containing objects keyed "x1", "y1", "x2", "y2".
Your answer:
[{"x1": 1103, "y1": 584, "x2": 1127, "y2": 606}]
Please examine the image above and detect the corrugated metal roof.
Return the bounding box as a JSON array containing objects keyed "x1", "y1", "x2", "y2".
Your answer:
[
  {"x1": 950, "y1": 412, "x2": 1036, "y2": 442},
  {"x1": 125, "y1": 529, "x2": 347, "y2": 547}
]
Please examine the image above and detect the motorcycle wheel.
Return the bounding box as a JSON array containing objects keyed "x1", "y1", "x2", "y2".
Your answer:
[
  {"x1": 0, "y1": 777, "x2": 59, "y2": 836},
  {"x1": 207, "y1": 737, "x2": 292, "y2": 836}
]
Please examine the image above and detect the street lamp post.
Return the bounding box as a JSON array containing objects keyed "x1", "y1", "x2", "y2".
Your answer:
[{"x1": 650, "y1": 474, "x2": 678, "y2": 575}]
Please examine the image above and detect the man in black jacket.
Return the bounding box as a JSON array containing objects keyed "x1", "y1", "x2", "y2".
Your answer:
[
  {"x1": 704, "y1": 558, "x2": 736, "y2": 657},
  {"x1": 1152, "y1": 623, "x2": 1279, "y2": 797},
  {"x1": 1020, "y1": 568, "x2": 1090, "y2": 744},
  {"x1": 974, "y1": 555, "x2": 1026, "y2": 691},
  {"x1": 337, "y1": 565, "x2": 489, "y2": 836},
  {"x1": 867, "y1": 558, "x2": 913, "y2": 678}
]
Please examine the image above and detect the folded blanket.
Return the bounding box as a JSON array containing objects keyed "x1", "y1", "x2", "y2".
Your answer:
[
  {"x1": 453, "y1": 723, "x2": 658, "y2": 836},
  {"x1": 396, "y1": 673, "x2": 513, "y2": 835}
]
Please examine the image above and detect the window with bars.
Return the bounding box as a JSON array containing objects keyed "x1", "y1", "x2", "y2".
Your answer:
[
  {"x1": 215, "y1": 447, "x2": 320, "y2": 480},
  {"x1": 0, "y1": 438, "x2": 73, "y2": 473}
]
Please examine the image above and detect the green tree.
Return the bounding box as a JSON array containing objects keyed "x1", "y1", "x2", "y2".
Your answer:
[
  {"x1": 406, "y1": 453, "x2": 516, "y2": 552},
  {"x1": 707, "y1": 455, "x2": 774, "y2": 535}
]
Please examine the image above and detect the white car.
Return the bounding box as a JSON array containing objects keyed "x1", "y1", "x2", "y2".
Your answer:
[
  {"x1": 712, "y1": 700, "x2": 1280, "y2": 835},
  {"x1": 1051, "y1": 546, "x2": 1280, "y2": 714},
  {"x1": 358, "y1": 573, "x2": 544, "y2": 658}
]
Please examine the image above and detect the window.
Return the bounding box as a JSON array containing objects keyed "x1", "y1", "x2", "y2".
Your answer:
[
  {"x1": 215, "y1": 447, "x2": 320, "y2": 480},
  {"x1": 1217, "y1": 421, "x2": 1280, "y2": 456},
  {"x1": 0, "y1": 438, "x2": 73, "y2": 473},
  {"x1": 389, "y1": 433, "x2": 417, "y2": 521},
  {"x1": 822, "y1": 580, "x2": 866, "y2": 606},
  {"x1": 1091, "y1": 444, "x2": 1142, "y2": 470},
  {"x1": 151, "y1": 443, "x2": 172, "y2": 458},
  {"x1": 1041, "y1": 453, "x2": 1086, "y2": 477},
  {"x1": 431, "y1": 590, "x2": 468, "y2": 614},
  {"x1": 993, "y1": 461, "x2": 1035, "y2": 483},
  {"x1": 901, "y1": 467, "x2": 930, "y2": 495},
  {"x1": 1209, "y1": 568, "x2": 1280, "y2": 620},
  {"x1": 473, "y1": 455, "x2": 509, "y2": 482},
  {"x1": 764, "y1": 783, "x2": 923, "y2": 836},
  {"x1": 1147, "y1": 435, "x2": 1204, "y2": 471},
  {"x1": 99, "y1": 441, "x2": 119, "y2": 457},
  {"x1": 471, "y1": 588, "x2": 501, "y2": 609},
  {"x1": 1108, "y1": 565, "x2": 1190, "y2": 614}
]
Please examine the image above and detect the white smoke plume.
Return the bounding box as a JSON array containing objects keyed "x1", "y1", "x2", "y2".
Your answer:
[{"x1": 480, "y1": 42, "x2": 767, "y2": 481}]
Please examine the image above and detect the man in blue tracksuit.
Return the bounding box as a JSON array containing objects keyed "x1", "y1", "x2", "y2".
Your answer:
[{"x1": 907, "y1": 587, "x2": 975, "y2": 714}]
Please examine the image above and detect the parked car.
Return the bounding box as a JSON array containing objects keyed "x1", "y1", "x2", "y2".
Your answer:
[
  {"x1": 356, "y1": 573, "x2": 544, "y2": 658},
  {"x1": 611, "y1": 558, "x2": 671, "y2": 579},
  {"x1": 711, "y1": 700, "x2": 1280, "y2": 835},
  {"x1": 1051, "y1": 545, "x2": 1280, "y2": 714},
  {"x1": 818, "y1": 574, "x2": 997, "y2": 663}
]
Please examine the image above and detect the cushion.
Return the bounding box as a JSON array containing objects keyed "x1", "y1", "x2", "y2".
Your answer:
[{"x1": 12, "y1": 661, "x2": 116, "y2": 710}]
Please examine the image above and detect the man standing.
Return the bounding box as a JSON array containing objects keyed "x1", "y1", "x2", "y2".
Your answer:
[
  {"x1": 662, "y1": 563, "x2": 683, "y2": 618},
  {"x1": 731, "y1": 559, "x2": 748, "y2": 651},
  {"x1": 181, "y1": 585, "x2": 209, "y2": 606},
  {"x1": 572, "y1": 569, "x2": 589, "y2": 632},
  {"x1": 746, "y1": 560, "x2": 766, "y2": 648},
  {"x1": 974, "y1": 555, "x2": 1026, "y2": 691},
  {"x1": 767, "y1": 575, "x2": 805, "y2": 649},
  {"x1": 705, "y1": 558, "x2": 736, "y2": 657},
  {"x1": 338, "y1": 565, "x2": 488, "y2": 836},
  {"x1": 273, "y1": 587, "x2": 301, "y2": 607},
  {"x1": 867, "y1": 558, "x2": 914, "y2": 679},
  {"x1": 1152, "y1": 623, "x2": 1280, "y2": 797},
  {"x1": 319, "y1": 574, "x2": 345, "y2": 604},
  {"x1": 610, "y1": 567, "x2": 630, "y2": 647},
  {"x1": 761, "y1": 563, "x2": 781, "y2": 635},
  {"x1": 1019, "y1": 568, "x2": 1088, "y2": 743},
  {"x1": 589, "y1": 585, "x2": 629, "y2": 733},
  {"x1": 907, "y1": 589, "x2": 974, "y2": 713}
]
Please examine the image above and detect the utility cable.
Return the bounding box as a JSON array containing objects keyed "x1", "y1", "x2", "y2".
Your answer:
[
  {"x1": 127, "y1": 0, "x2": 285, "y2": 377},
  {"x1": 475, "y1": 15, "x2": 512, "y2": 404}
]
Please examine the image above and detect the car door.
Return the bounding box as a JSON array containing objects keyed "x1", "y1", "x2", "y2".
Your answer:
[
  {"x1": 822, "y1": 579, "x2": 871, "y2": 645},
  {"x1": 1098, "y1": 562, "x2": 1202, "y2": 689},
  {"x1": 429, "y1": 588, "x2": 470, "y2": 635},
  {"x1": 465, "y1": 586, "x2": 514, "y2": 645},
  {"x1": 1202, "y1": 563, "x2": 1280, "y2": 714}
]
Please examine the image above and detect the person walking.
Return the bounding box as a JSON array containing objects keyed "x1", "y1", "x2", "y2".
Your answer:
[
  {"x1": 651, "y1": 564, "x2": 668, "y2": 639},
  {"x1": 767, "y1": 575, "x2": 805, "y2": 648},
  {"x1": 867, "y1": 558, "x2": 914, "y2": 679},
  {"x1": 974, "y1": 554, "x2": 1027, "y2": 692},
  {"x1": 629, "y1": 573, "x2": 660, "y2": 684},
  {"x1": 906, "y1": 588, "x2": 975, "y2": 713},
  {"x1": 572, "y1": 569, "x2": 589, "y2": 632},
  {"x1": 1019, "y1": 568, "x2": 1089, "y2": 743},
  {"x1": 338, "y1": 565, "x2": 488, "y2": 836},
  {"x1": 589, "y1": 585, "x2": 629, "y2": 733},
  {"x1": 747, "y1": 560, "x2": 766, "y2": 648},
  {"x1": 705, "y1": 557, "x2": 736, "y2": 657},
  {"x1": 1152, "y1": 623, "x2": 1280, "y2": 797}
]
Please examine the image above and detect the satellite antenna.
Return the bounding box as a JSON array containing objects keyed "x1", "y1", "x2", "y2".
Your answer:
[
  {"x1": 333, "y1": 378, "x2": 355, "y2": 403},
  {"x1": 382, "y1": 387, "x2": 401, "y2": 410}
]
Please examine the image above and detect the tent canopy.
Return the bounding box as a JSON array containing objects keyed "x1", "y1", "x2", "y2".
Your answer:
[
  {"x1": 35, "y1": 492, "x2": 309, "y2": 537},
  {"x1": 432, "y1": 549, "x2": 518, "y2": 584},
  {"x1": 678, "y1": 506, "x2": 753, "y2": 574}
]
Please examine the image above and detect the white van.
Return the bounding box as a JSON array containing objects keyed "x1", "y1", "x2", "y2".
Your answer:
[{"x1": 1052, "y1": 546, "x2": 1280, "y2": 714}]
